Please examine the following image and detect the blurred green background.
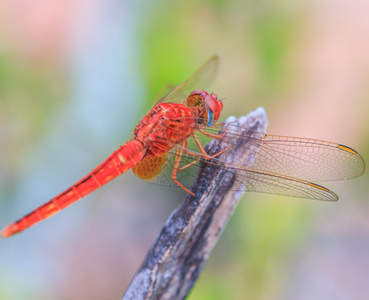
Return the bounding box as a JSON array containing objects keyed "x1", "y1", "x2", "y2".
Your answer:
[{"x1": 0, "y1": 1, "x2": 368, "y2": 299}]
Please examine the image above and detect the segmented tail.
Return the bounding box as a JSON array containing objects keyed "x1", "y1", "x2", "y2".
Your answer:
[{"x1": 1, "y1": 140, "x2": 146, "y2": 237}]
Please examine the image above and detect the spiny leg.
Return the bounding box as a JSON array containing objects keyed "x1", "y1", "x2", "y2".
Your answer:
[
  {"x1": 171, "y1": 140, "x2": 196, "y2": 197},
  {"x1": 178, "y1": 133, "x2": 228, "y2": 171},
  {"x1": 192, "y1": 133, "x2": 228, "y2": 160},
  {"x1": 171, "y1": 132, "x2": 229, "y2": 196},
  {"x1": 197, "y1": 122, "x2": 229, "y2": 139}
]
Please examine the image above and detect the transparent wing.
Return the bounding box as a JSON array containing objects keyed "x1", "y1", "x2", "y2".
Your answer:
[
  {"x1": 249, "y1": 134, "x2": 365, "y2": 182},
  {"x1": 155, "y1": 55, "x2": 219, "y2": 105},
  {"x1": 198, "y1": 122, "x2": 365, "y2": 182},
  {"x1": 153, "y1": 83, "x2": 176, "y2": 103},
  {"x1": 132, "y1": 119, "x2": 365, "y2": 201}
]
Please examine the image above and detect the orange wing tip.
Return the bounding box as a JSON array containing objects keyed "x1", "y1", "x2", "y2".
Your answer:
[
  {"x1": 1, "y1": 224, "x2": 19, "y2": 238},
  {"x1": 308, "y1": 182, "x2": 338, "y2": 201},
  {"x1": 337, "y1": 144, "x2": 359, "y2": 155}
]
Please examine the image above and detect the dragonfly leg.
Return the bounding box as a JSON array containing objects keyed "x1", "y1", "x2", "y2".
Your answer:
[
  {"x1": 178, "y1": 159, "x2": 199, "y2": 171},
  {"x1": 192, "y1": 133, "x2": 228, "y2": 160},
  {"x1": 171, "y1": 135, "x2": 228, "y2": 196},
  {"x1": 177, "y1": 135, "x2": 228, "y2": 172},
  {"x1": 171, "y1": 141, "x2": 196, "y2": 197},
  {"x1": 197, "y1": 122, "x2": 229, "y2": 139}
]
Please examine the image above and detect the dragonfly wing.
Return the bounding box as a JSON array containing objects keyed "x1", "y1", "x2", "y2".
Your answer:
[
  {"x1": 255, "y1": 135, "x2": 365, "y2": 181},
  {"x1": 228, "y1": 165, "x2": 338, "y2": 201},
  {"x1": 153, "y1": 83, "x2": 176, "y2": 104},
  {"x1": 132, "y1": 137, "x2": 338, "y2": 201},
  {"x1": 132, "y1": 118, "x2": 364, "y2": 201},
  {"x1": 198, "y1": 123, "x2": 365, "y2": 182},
  {"x1": 156, "y1": 55, "x2": 219, "y2": 105}
]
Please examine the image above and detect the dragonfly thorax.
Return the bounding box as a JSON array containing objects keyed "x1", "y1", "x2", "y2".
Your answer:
[{"x1": 133, "y1": 103, "x2": 195, "y2": 156}]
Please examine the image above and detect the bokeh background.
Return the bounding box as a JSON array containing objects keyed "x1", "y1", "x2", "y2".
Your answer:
[{"x1": 0, "y1": 1, "x2": 368, "y2": 299}]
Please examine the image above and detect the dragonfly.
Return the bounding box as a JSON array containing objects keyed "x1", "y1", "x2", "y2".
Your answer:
[{"x1": 1, "y1": 56, "x2": 365, "y2": 238}]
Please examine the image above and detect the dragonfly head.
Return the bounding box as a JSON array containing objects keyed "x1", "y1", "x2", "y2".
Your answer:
[{"x1": 187, "y1": 90, "x2": 223, "y2": 126}]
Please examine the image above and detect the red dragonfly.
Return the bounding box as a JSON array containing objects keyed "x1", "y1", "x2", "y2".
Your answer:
[{"x1": 1, "y1": 56, "x2": 365, "y2": 238}]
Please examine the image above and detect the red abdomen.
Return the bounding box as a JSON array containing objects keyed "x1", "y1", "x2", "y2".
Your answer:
[{"x1": 1, "y1": 140, "x2": 146, "y2": 237}]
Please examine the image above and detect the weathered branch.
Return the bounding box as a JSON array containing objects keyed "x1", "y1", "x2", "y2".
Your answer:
[{"x1": 123, "y1": 107, "x2": 268, "y2": 300}]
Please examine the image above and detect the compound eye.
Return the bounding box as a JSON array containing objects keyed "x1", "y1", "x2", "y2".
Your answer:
[
  {"x1": 205, "y1": 94, "x2": 222, "y2": 122},
  {"x1": 190, "y1": 90, "x2": 208, "y2": 97},
  {"x1": 187, "y1": 90, "x2": 209, "y2": 108}
]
